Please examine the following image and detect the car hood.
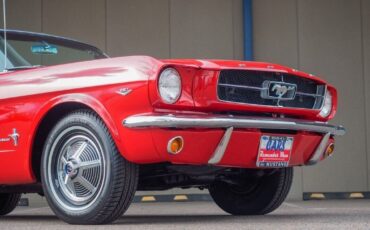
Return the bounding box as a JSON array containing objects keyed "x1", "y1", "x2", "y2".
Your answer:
[{"x1": 0, "y1": 56, "x2": 162, "y2": 100}]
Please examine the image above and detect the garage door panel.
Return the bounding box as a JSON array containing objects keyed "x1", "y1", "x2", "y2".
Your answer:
[
  {"x1": 42, "y1": 0, "x2": 106, "y2": 51},
  {"x1": 107, "y1": 0, "x2": 170, "y2": 58},
  {"x1": 298, "y1": 0, "x2": 367, "y2": 192},
  {"x1": 170, "y1": 0, "x2": 234, "y2": 59}
]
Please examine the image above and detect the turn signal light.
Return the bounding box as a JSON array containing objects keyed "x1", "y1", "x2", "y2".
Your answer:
[
  {"x1": 325, "y1": 143, "x2": 335, "y2": 158},
  {"x1": 167, "y1": 136, "x2": 184, "y2": 154}
]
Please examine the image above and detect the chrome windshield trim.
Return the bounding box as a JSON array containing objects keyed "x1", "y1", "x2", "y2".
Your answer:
[{"x1": 123, "y1": 114, "x2": 346, "y2": 136}]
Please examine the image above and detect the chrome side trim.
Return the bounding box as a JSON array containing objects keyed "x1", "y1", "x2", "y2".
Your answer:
[
  {"x1": 208, "y1": 127, "x2": 233, "y2": 164},
  {"x1": 306, "y1": 133, "x2": 331, "y2": 165},
  {"x1": 123, "y1": 114, "x2": 346, "y2": 136}
]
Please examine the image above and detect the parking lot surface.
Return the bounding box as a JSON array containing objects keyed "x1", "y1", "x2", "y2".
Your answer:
[{"x1": 1, "y1": 200, "x2": 370, "y2": 229}]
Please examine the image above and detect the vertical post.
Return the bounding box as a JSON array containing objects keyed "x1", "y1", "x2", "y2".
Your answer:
[
  {"x1": 243, "y1": 0, "x2": 253, "y2": 61},
  {"x1": 2, "y1": 0, "x2": 7, "y2": 70}
]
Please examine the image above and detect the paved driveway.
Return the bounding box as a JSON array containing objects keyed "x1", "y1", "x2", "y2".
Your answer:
[{"x1": 1, "y1": 200, "x2": 370, "y2": 229}]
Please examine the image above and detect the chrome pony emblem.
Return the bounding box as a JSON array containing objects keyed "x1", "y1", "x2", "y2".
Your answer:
[
  {"x1": 261, "y1": 81, "x2": 297, "y2": 100},
  {"x1": 271, "y1": 84, "x2": 295, "y2": 98}
]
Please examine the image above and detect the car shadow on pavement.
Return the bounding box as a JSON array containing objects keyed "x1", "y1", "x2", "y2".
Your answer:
[
  {"x1": 115, "y1": 215, "x2": 235, "y2": 225},
  {"x1": 2, "y1": 212, "x2": 369, "y2": 226},
  {"x1": 112, "y1": 212, "x2": 368, "y2": 225},
  {"x1": 0, "y1": 215, "x2": 59, "y2": 221}
]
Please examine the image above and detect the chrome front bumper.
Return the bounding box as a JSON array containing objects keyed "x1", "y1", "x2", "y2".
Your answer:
[
  {"x1": 123, "y1": 114, "x2": 345, "y2": 165},
  {"x1": 123, "y1": 114, "x2": 345, "y2": 136}
]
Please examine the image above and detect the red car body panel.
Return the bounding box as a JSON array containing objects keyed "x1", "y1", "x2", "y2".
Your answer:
[
  {"x1": 0, "y1": 56, "x2": 337, "y2": 185},
  {"x1": 0, "y1": 56, "x2": 161, "y2": 184},
  {"x1": 145, "y1": 127, "x2": 333, "y2": 167}
]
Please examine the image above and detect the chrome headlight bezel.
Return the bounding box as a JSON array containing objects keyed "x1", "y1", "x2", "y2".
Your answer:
[
  {"x1": 319, "y1": 90, "x2": 332, "y2": 118},
  {"x1": 158, "y1": 68, "x2": 182, "y2": 104}
]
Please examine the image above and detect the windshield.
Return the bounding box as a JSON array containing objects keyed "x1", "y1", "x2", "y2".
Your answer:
[{"x1": 0, "y1": 30, "x2": 107, "y2": 71}]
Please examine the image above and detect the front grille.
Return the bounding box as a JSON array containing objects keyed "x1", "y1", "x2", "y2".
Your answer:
[{"x1": 217, "y1": 70, "x2": 325, "y2": 109}]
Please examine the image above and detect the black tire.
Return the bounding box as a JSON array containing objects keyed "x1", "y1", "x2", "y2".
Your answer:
[
  {"x1": 209, "y1": 168, "x2": 293, "y2": 215},
  {"x1": 41, "y1": 110, "x2": 138, "y2": 224},
  {"x1": 0, "y1": 193, "x2": 21, "y2": 216}
]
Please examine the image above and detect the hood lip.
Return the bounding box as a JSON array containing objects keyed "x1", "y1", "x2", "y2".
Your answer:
[{"x1": 160, "y1": 58, "x2": 327, "y2": 84}]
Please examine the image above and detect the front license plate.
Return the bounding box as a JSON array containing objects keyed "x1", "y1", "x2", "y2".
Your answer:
[{"x1": 256, "y1": 135, "x2": 294, "y2": 167}]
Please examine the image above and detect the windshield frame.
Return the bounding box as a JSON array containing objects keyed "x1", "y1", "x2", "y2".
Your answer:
[{"x1": 0, "y1": 29, "x2": 109, "y2": 71}]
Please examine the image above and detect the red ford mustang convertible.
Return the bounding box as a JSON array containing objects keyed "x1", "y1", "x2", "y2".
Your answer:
[{"x1": 0, "y1": 30, "x2": 345, "y2": 224}]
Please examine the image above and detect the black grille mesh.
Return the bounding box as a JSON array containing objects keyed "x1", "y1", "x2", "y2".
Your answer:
[{"x1": 217, "y1": 70, "x2": 325, "y2": 109}]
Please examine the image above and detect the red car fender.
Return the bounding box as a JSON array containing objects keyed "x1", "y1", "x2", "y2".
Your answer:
[
  {"x1": 26, "y1": 93, "x2": 119, "y2": 179},
  {"x1": 31, "y1": 93, "x2": 120, "y2": 143}
]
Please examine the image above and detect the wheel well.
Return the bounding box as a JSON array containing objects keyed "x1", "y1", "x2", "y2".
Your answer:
[{"x1": 31, "y1": 102, "x2": 93, "y2": 181}]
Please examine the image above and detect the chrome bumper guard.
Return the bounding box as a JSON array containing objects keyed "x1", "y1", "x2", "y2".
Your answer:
[{"x1": 123, "y1": 114, "x2": 345, "y2": 165}]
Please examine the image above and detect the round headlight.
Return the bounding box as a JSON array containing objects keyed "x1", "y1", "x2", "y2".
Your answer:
[
  {"x1": 319, "y1": 90, "x2": 332, "y2": 118},
  {"x1": 158, "y1": 68, "x2": 181, "y2": 104}
]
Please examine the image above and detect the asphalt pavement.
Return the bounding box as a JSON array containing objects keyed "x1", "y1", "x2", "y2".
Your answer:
[{"x1": 1, "y1": 200, "x2": 370, "y2": 229}]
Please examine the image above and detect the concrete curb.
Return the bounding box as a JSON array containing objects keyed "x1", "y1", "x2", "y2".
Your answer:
[
  {"x1": 133, "y1": 194, "x2": 213, "y2": 203},
  {"x1": 303, "y1": 192, "x2": 370, "y2": 200}
]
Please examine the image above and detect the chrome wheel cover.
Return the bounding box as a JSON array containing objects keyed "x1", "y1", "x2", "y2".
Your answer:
[{"x1": 47, "y1": 127, "x2": 106, "y2": 211}]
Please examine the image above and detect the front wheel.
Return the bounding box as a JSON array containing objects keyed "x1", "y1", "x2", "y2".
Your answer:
[
  {"x1": 209, "y1": 168, "x2": 293, "y2": 215},
  {"x1": 41, "y1": 110, "x2": 138, "y2": 224}
]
